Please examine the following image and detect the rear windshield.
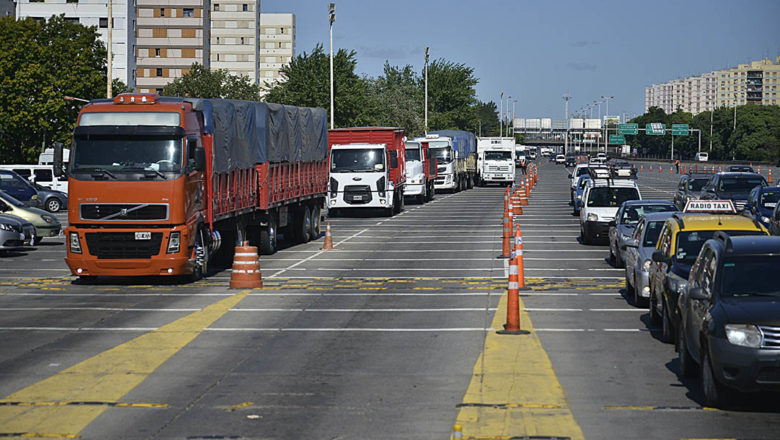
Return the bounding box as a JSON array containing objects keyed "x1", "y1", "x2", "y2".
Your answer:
[
  {"x1": 587, "y1": 187, "x2": 640, "y2": 208},
  {"x1": 620, "y1": 204, "x2": 676, "y2": 225},
  {"x1": 674, "y1": 229, "x2": 766, "y2": 263},
  {"x1": 718, "y1": 177, "x2": 765, "y2": 192},
  {"x1": 720, "y1": 256, "x2": 780, "y2": 297},
  {"x1": 759, "y1": 191, "x2": 779, "y2": 210},
  {"x1": 688, "y1": 178, "x2": 709, "y2": 192},
  {"x1": 576, "y1": 168, "x2": 589, "y2": 177}
]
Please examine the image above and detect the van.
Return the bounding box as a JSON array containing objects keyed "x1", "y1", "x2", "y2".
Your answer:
[
  {"x1": 0, "y1": 165, "x2": 67, "y2": 192},
  {"x1": 694, "y1": 152, "x2": 709, "y2": 162}
]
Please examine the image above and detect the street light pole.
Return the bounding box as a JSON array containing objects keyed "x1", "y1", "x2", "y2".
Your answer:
[
  {"x1": 106, "y1": 0, "x2": 112, "y2": 98},
  {"x1": 328, "y1": 3, "x2": 336, "y2": 129},
  {"x1": 424, "y1": 47, "x2": 429, "y2": 134},
  {"x1": 505, "y1": 96, "x2": 511, "y2": 137},
  {"x1": 563, "y1": 94, "x2": 571, "y2": 155},
  {"x1": 499, "y1": 91, "x2": 503, "y2": 137},
  {"x1": 601, "y1": 96, "x2": 613, "y2": 153},
  {"x1": 512, "y1": 99, "x2": 517, "y2": 139}
]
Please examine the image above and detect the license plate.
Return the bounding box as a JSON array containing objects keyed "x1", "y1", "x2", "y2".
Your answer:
[
  {"x1": 352, "y1": 195, "x2": 363, "y2": 201},
  {"x1": 135, "y1": 232, "x2": 151, "y2": 240}
]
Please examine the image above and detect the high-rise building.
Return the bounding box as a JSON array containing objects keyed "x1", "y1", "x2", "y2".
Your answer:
[
  {"x1": 645, "y1": 57, "x2": 780, "y2": 115},
  {"x1": 1, "y1": 0, "x2": 15, "y2": 18},
  {"x1": 210, "y1": 0, "x2": 260, "y2": 82},
  {"x1": 15, "y1": 0, "x2": 136, "y2": 89},
  {"x1": 135, "y1": 0, "x2": 209, "y2": 93},
  {"x1": 258, "y1": 13, "x2": 294, "y2": 90}
]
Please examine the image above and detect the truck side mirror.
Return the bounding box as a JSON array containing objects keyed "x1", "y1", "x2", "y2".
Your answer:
[
  {"x1": 53, "y1": 142, "x2": 65, "y2": 178},
  {"x1": 389, "y1": 150, "x2": 398, "y2": 169},
  {"x1": 195, "y1": 148, "x2": 206, "y2": 172}
]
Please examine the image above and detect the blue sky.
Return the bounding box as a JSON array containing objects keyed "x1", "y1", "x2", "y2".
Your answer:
[{"x1": 261, "y1": 0, "x2": 780, "y2": 120}]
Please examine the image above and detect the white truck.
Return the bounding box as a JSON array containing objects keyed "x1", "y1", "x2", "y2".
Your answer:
[
  {"x1": 403, "y1": 140, "x2": 436, "y2": 203},
  {"x1": 477, "y1": 137, "x2": 515, "y2": 186},
  {"x1": 418, "y1": 131, "x2": 477, "y2": 192}
]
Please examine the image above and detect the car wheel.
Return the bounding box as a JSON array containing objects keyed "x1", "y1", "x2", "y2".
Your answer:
[
  {"x1": 45, "y1": 198, "x2": 62, "y2": 212},
  {"x1": 661, "y1": 298, "x2": 673, "y2": 343},
  {"x1": 702, "y1": 351, "x2": 730, "y2": 408},
  {"x1": 609, "y1": 245, "x2": 616, "y2": 264},
  {"x1": 33, "y1": 236, "x2": 43, "y2": 246},
  {"x1": 678, "y1": 329, "x2": 697, "y2": 378},
  {"x1": 633, "y1": 281, "x2": 648, "y2": 308},
  {"x1": 649, "y1": 290, "x2": 661, "y2": 324},
  {"x1": 614, "y1": 248, "x2": 624, "y2": 268}
]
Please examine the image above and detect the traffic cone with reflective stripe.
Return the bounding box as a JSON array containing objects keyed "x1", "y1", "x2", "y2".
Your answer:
[
  {"x1": 514, "y1": 229, "x2": 526, "y2": 290},
  {"x1": 502, "y1": 210, "x2": 511, "y2": 258},
  {"x1": 499, "y1": 229, "x2": 530, "y2": 335},
  {"x1": 512, "y1": 193, "x2": 523, "y2": 215},
  {"x1": 230, "y1": 241, "x2": 262, "y2": 289},
  {"x1": 649, "y1": 165, "x2": 653, "y2": 172},
  {"x1": 769, "y1": 168, "x2": 773, "y2": 182},
  {"x1": 641, "y1": 165, "x2": 644, "y2": 172},
  {"x1": 670, "y1": 166, "x2": 673, "y2": 174},
  {"x1": 322, "y1": 222, "x2": 334, "y2": 250}
]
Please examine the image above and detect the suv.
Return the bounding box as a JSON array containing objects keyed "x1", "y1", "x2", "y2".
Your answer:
[
  {"x1": 727, "y1": 165, "x2": 754, "y2": 173},
  {"x1": 744, "y1": 185, "x2": 779, "y2": 229},
  {"x1": 579, "y1": 168, "x2": 641, "y2": 245},
  {"x1": 674, "y1": 173, "x2": 712, "y2": 210},
  {"x1": 555, "y1": 154, "x2": 566, "y2": 164},
  {"x1": 569, "y1": 164, "x2": 592, "y2": 204},
  {"x1": 677, "y1": 233, "x2": 780, "y2": 407},
  {"x1": 699, "y1": 172, "x2": 767, "y2": 212},
  {"x1": 649, "y1": 211, "x2": 768, "y2": 344}
]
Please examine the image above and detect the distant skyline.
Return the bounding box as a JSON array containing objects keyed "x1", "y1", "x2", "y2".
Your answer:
[{"x1": 261, "y1": 0, "x2": 780, "y2": 120}]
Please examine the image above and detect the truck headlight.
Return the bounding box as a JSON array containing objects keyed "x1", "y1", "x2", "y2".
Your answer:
[
  {"x1": 167, "y1": 231, "x2": 181, "y2": 254},
  {"x1": 587, "y1": 213, "x2": 598, "y2": 222},
  {"x1": 69, "y1": 232, "x2": 82, "y2": 254},
  {"x1": 725, "y1": 324, "x2": 761, "y2": 348}
]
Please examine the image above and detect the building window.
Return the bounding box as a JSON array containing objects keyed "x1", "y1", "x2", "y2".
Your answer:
[
  {"x1": 99, "y1": 17, "x2": 108, "y2": 28},
  {"x1": 242, "y1": 3, "x2": 248, "y2": 11},
  {"x1": 155, "y1": 48, "x2": 160, "y2": 57},
  {"x1": 160, "y1": 8, "x2": 165, "y2": 17},
  {"x1": 183, "y1": 8, "x2": 194, "y2": 17},
  {"x1": 214, "y1": 3, "x2": 219, "y2": 11},
  {"x1": 216, "y1": 37, "x2": 220, "y2": 44},
  {"x1": 280, "y1": 27, "x2": 283, "y2": 33},
  {"x1": 240, "y1": 37, "x2": 244, "y2": 44},
  {"x1": 156, "y1": 68, "x2": 163, "y2": 77},
  {"x1": 216, "y1": 54, "x2": 219, "y2": 61},
  {"x1": 64, "y1": 17, "x2": 79, "y2": 23},
  {"x1": 156, "y1": 88, "x2": 163, "y2": 94}
]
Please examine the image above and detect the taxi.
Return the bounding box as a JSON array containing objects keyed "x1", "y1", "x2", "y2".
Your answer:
[{"x1": 648, "y1": 200, "x2": 769, "y2": 344}]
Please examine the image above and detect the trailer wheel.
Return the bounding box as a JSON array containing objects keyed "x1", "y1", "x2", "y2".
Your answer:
[
  {"x1": 467, "y1": 175, "x2": 474, "y2": 189},
  {"x1": 309, "y1": 205, "x2": 321, "y2": 239},
  {"x1": 259, "y1": 215, "x2": 277, "y2": 255},
  {"x1": 293, "y1": 206, "x2": 311, "y2": 243}
]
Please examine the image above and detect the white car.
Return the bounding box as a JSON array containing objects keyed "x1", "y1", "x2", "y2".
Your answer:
[
  {"x1": 695, "y1": 152, "x2": 709, "y2": 162},
  {"x1": 555, "y1": 154, "x2": 566, "y2": 164},
  {"x1": 579, "y1": 169, "x2": 642, "y2": 244}
]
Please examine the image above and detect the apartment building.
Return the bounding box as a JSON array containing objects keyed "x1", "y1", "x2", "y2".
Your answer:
[
  {"x1": 135, "y1": 0, "x2": 209, "y2": 93},
  {"x1": 210, "y1": 0, "x2": 260, "y2": 82},
  {"x1": 258, "y1": 13, "x2": 294, "y2": 90},
  {"x1": 645, "y1": 57, "x2": 780, "y2": 115},
  {"x1": 1, "y1": 0, "x2": 15, "y2": 17},
  {"x1": 15, "y1": 0, "x2": 135, "y2": 89}
]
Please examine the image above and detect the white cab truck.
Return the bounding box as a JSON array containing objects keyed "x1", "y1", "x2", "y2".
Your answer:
[
  {"x1": 403, "y1": 140, "x2": 436, "y2": 203},
  {"x1": 476, "y1": 137, "x2": 515, "y2": 186},
  {"x1": 419, "y1": 130, "x2": 477, "y2": 192}
]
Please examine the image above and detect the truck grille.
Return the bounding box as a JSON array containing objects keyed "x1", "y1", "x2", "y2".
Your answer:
[
  {"x1": 437, "y1": 166, "x2": 447, "y2": 173},
  {"x1": 488, "y1": 165, "x2": 510, "y2": 172},
  {"x1": 80, "y1": 204, "x2": 169, "y2": 221},
  {"x1": 759, "y1": 325, "x2": 780, "y2": 349},
  {"x1": 343, "y1": 185, "x2": 372, "y2": 204},
  {"x1": 85, "y1": 232, "x2": 163, "y2": 259}
]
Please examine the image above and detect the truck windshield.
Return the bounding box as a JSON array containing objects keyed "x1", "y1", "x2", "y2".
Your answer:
[
  {"x1": 405, "y1": 149, "x2": 420, "y2": 161},
  {"x1": 331, "y1": 149, "x2": 385, "y2": 172},
  {"x1": 71, "y1": 136, "x2": 183, "y2": 175},
  {"x1": 718, "y1": 177, "x2": 765, "y2": 192},
  {"x1": 431, "y1": 147, "x2": 453, "y2": 164},
  {"x1": 674, "y1": 230, "x2": 765, "y2": 263},
  {"x1": 720, "y1": 256, "x2": 780, "y2": 297},
  {"x1": 485, "y1": 151, "x2": 512, "y2": 161},
  {"x1": 586, "y1": 187, "x2": 639, "y2": 207}
]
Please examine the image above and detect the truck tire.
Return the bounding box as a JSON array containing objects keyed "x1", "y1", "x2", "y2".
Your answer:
[
  {"x1": 394, "y1": 190, "x2": 404, "y2": 214},
  {"x1": 293, "y1": 206, "x2": 312, "y2": 243},
  {"x1": 189, "y1": 226, "x2": 208, "y2": 282},
  {"x1": 259, "y1": 215, "x2": 277, "y2": 255},
  {"x1": 309, "y1": 205, "x2": 321, "y2": 239},
  {"x1": 427, "y1": 185, "x2": 435, "y2": 201},
  {"x1": 467, "y1": 175, "x2": 474, "y2": 189}
]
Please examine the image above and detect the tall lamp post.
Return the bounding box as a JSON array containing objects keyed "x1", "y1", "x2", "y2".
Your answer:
[
  {"x1": 601, "y1": 96, "x2": 613, "y2": 153},
  {"x1": 563, "y1": 94, "x2": 571, "y2": 155},
  {"x1": 328, "y1": 3, "x2": 336, "y2": 129},
  {"x1": 106, "y1": 0, "x2": 113, "y2": 98},
  {"x1": 499, "y1": 91, "x2": 503, "y2": 137},
  {"x1": 505, "y1": 96, "x2": 511, "y2": 136},
  {"x1": 424, "y1": 47, "x2": 429, "y2": 134},
  {"x1": 512, "y1": 99, "x2": 517, "y2": 139}
]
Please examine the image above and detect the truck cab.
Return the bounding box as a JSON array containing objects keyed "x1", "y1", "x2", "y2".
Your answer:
[
  {"x1": 403, "y1": 140, "x2": 436, "y2": 203},
  {"x1": 476, "y1": 137, "x2": 515, "y2": 186},
  {"x1": 328, "y1": 128, "x2": 406, "y2": 216}
]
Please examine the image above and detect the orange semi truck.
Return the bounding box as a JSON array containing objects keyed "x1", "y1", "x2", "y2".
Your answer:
[{"x1": 54, "y1": 93, "x2": 327, "y2": 281}]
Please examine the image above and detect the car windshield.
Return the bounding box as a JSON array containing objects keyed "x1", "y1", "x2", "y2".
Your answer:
[
  {"x1": 688, "y1": 178, "x2": 709, "y2": 191},
  {"x1": 405, "y1": 149, "x2": 420, "y2": 161},
  {"x1": 331, "y1": 149, "x2": 385, "y2": 172},
  {"x1": 674, "y1": 230, "x2": 766, "y2": 263},
  {"x1": 759, "y1": 191, "x2": 779, "y2": 209},
  {"x1": 718, "y1": 177, "x2": 764, "y2": 192},
  {"x1": 430, "y1": 147, "x2": 453, "y2": 164},
  {"x1": 587, "y1": 187, "x2": 640, "y2": 207},
  {"x1": 620, "y1": 204, "x2": 676, "y2": 225},
  {"x1": 576, "y1": 168, "x2": 589, "y2": 177},
  {"x1": 0, "y1": 192, "x2": 25, "y2": 207},
  {"x1": 720, "y1": 255, "x2": 780, "y2": 297},
  {"x1": 71, "y1": 135, "x2": 183, "y2": 174},
  {"x1": 643, "y1": 221, "x2": 664, "y2": 247},
  {"x1": 485, "y1": 151, "x2": 512, "y2": 161}
]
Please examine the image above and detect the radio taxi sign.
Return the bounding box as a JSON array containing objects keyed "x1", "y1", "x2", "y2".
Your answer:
[{"x1": 683, "y1": 200, "x2": 736, "y2": 214}]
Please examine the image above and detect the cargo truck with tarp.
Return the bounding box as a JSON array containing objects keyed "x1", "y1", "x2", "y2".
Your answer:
[
  {"x1": 422, "y1": 130, "x2": 477, "y2": 192},
  {"x1": 54, "y1": 93, "x2": 328, "y2": 281}
]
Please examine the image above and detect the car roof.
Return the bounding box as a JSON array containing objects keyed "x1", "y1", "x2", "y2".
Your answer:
[
  {"x1": 588, "y1": 179, "x2": 639, "y2": 188},
  {"x1": 684, "y1": 173, "x2": 712, "y2": 179},
  {"x1": 757, "y1": 186, "x2": 780, "y2": 193},
  {"x1": 713, "y1": 172, "x2": 765, "y2": 178},
  {"x1": 712, "y1": 235, "x2": 780, "y2": 255},
  {"x1": 670, "y1": 213, "x2": 765, "y2": 232},
  {"x1": 622, "y1": 199, "x2": 674, "y2": 207},
  {"x1": 642, "y1": 211, "x2": 677, "y2": 222}
]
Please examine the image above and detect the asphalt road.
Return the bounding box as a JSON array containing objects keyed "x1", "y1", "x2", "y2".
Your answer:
[{"x1": 0, "y1": 161, "x2": 778, "y2": 439}]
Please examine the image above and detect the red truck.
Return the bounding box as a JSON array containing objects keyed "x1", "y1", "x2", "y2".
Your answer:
[
  {"x1": 54, "y1": 93, "x2": 328, "y2": 281},
  {"x1": 327, "y1": 127, "x2": 406, "y2": 216}
]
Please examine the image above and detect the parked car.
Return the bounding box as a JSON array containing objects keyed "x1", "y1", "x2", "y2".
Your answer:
[
  {"x1": 572, "y1": 174, "x2": 591, "y2": 215},
  {"x1": 0, "y1": 169, "x2": 41, "y2": 208},
  {"x1": 727, "y1": 165, "x2": 755, "y2": 173},
  {"x1": 698, "y1": 172, "x2": 767, "y2": 212},
  {"x1": 677, "y1": 233, "x2": 780, "y2": 407},
  {"x1": 623, "y1": 212, "x2": 676, "y2": 306},
  {"x1": 608, "y1": 200, "x2": 677, "y2": 268},
  {"x1": 579, "y1": 168, "x2": 641, "y2": 244},
  {"x1": 771, "y1": 202, "x2": 780, "y2": 235},
  {"x1": 0, "y1": 213, "x2": 35, "y2": 253},
  {"x1": 674, "y1": 173, "x2": 712, "y2": 210},
  {"x1": 0, "y1": 191, "x2": 61, "y2": 245},
  {"x1": 32, "y1": 182, "x2": 68, "y2": 213},
  {"x1": 744, "y1": 186, "x2": 779, "y2": 229},
  {"x1": 695, "y1": 152, "x2": 709, "y2": 162}
]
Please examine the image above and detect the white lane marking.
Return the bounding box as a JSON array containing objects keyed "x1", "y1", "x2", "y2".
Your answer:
[
  {"x1": 0, "y1": 307, "x2": 498, "y2": 313},
  {"x1": 0, "y1": 292, "x2": 501, "y2": 297},
  {"x1": 261, "y1": 257, "x2": 605, "y2": 262},
  {"x1": 589, "y1": 308, "x2": 645, "y2": 312},
  {"x1": 268, "y1": 228, "x2": 368, "y2": 278},
  {"x1": 0, "y1": 326, "x2": 504, "y2": 332},
  {"x1": 524, "y1": 308, "x2": 582, "y2": 312},
  {"x1": 275, "y1": 249, "x2": 606, "y2": 253},
  {"x1": 535, "y1": 328, "x2": 652, "y2": 332}
]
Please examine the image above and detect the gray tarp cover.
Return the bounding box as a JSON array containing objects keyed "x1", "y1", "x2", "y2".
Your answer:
[
  {"x1": 428, "y1": 130, "x2": 476, "y2": 156},
  {"x1": 189, "y1": 98, "x2": 327, "y2": 173}
]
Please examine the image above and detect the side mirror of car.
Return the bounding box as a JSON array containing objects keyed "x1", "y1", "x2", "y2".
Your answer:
[
  {"x1": 688, "y1": 286, "x2": 709, "y2": 301},
  {"x1": 568, "y1": 174, "x2": 573, "y2": 179},
  {"x1": 652, "y1": 250, "x2": 670, "y2": 264}
]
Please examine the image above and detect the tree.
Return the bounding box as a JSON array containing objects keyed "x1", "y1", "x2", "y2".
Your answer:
[
  {"x1": 425, "y1": 59, "x2": 478, "y2": 131},
  {"x1": 0, "y1": 15, "x2": 112, "y2": 163},
  {"x1": 475, "y1": 101, "x2": 499, "y2": 136},
  {"x1": 264, "y1": 44, "x2": 372, "y2": 127},
  {"x1": 365, "y1": 62, "x2": 424, "y2": 137},
  {"x1": 163, "y1": 63, "x2": 261, "y2": 100}
]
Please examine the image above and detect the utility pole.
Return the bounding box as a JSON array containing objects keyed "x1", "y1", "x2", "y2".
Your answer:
[
  {"x1": 709, "y1": 108, "x2": 713, "y2": 151},
  {"x1": 424, "y1": 47, "x2": 429, "y2": 134},
  {"x1": 328, "y1": 3, "x2": 336, "y2": 129},
  {"x1": 106, "y1": 0, "x2": 113, "y2": 98},
  {"x1": 563, "y1": 94, "x2": 571, "y2": 155},
  {"x1": 512, "y1": 99, "x2": 517, "y2": 138},
  {"x1": 499, "y1": 91, "x2": 503, "y2": 137}
]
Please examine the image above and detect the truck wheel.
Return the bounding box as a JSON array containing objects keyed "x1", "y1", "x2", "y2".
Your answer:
[
  {"x1": 189, "y1": 226, "x2": 208, "y2": 281},
  {"x1": 294, "y1": 206, "x2": 312, "y2": 243},
  {"x1": 417, "y1": 194, "x2": 425, "y2": 204},
  {"x1": 427, "y1": 185, "x2": 435, "y2": 201},
  {"x1": 467, "y1": 175, "x2": 474, "y2": 189},
  {"x1": 395, "y1": 191, "x2": 404, "y2": 213},
  {"x1": 309, "y1": 205, "x2": 321, "y2": 239},
  {"x1": 259, "y1": 216, "x2": 277, "y2": 255}
]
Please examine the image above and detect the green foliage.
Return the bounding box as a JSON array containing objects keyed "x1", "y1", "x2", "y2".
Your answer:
[
  {"x1": 475, "y1": 101, "x2": 499, "y2": 136},
  {"x1": 426, "y1": 59, "x2": 478, "y2": 131},
  {"x1": 0, "y1": 15, "x2": 111, "y2": 164},
  {"x1": 365, "y1": 62, "x2": 424, "y2": 137},
  {"x1": 163, "y1": 63, "x2": 261, "y2": 100}
]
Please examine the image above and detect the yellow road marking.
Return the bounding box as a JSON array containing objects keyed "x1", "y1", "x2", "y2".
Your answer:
[
  {"x1": 0, "y1": 290, "x2": 249, "y2": 438},
  {"x1": 226, "y1": 401, "x2": 254, "y2": 411},
  {"x1": 453, "y1": 293, "x2": 584, "y2": 440},
  {"x1": 0, "y1": 401, "x2": 167, "y2": 408},
  {"x1": 0, "y1": 433, "x2": 81, "y2": 438}
]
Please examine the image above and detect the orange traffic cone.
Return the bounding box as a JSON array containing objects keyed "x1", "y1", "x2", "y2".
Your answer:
[
  {"x1": 498, "y1": 229, "x2": 530, "y2": 335},
  {"x1": 321, "y1": 222, "x2": 334, "y2": 250},
  {"x1": 769, "y1": 168, "x2": 773, "y2": 182},
  {"x1": 641, "y1": 165, "x2": 644, "y2": 172},
  {"x1": 650, "y1": 165, "x2": 653, "y2": 172},
  {"x1": 670, "y1": 166, "x2": 673, "y2": 174},
  {"x1": 229, "y1": 241, "x2": 262, "y2": 289},
  {"x1": 512, "y1": 193, "x2": 523, "y2": 215},
  {"x1": 502, "y1": 211, "x2": 511, "y2": 258}
]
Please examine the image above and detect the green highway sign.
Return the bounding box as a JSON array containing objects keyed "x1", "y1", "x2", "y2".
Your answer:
[
  {"x1": 618, "y1": 123, "x2": 638, "y2": 135},
  {"x1": 609, "y1": 134, "x2": 626, "y2": 144},
  {"x1": 646, "y1": 123, "x2": 666, "y2": 135},
  {"x1": 672, "y1": 124, "x2": 690, "y2": 135}
]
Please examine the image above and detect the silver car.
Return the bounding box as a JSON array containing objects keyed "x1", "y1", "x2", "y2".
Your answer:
[
  {"x1": 609, "y1": 200, "x2": 677, "y2": 268},
  {"x1": 622, "y1": 211, "x2": 676, "y2": 307},
  {"x1": 0, "y1": 213, "x2": 35, "y2": 253}
]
